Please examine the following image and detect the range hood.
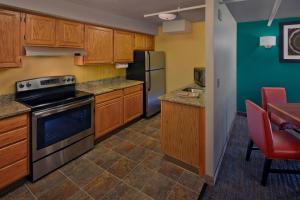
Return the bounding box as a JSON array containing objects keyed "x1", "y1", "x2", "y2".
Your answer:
[{"x1": 25, "y1": 46, "x2": 87, "y2": 57}]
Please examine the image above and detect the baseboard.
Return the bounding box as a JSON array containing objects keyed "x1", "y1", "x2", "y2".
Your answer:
[{"x1": 237, "y1": 111, "x2": 247, "y2": 117}]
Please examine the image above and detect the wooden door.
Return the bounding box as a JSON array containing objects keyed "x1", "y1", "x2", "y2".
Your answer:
[
  {"x1": 0, "y1": 10, "x2": 21, "y2": 68},
  {"x1": 56, "y1": 19, "x2": 84, "y2": 48},
  {"x1": 84, "y1": 25, "x2": 113, "y2": 64},
  {"x1": 114, "y1": 30, "x2": 134, "y2": 63},
  {"x1": 123, "y1": 91, "x2": 143, "y2": 123},
  {"x1": 24, "y1": 14, "x2": 56, "y2": 46},
  {"x1": 134, "y1": 33, "x2": 146, "y2": 50},
  {"x1": 95, "y1": 98, "x2": 123, "y2": 139}
]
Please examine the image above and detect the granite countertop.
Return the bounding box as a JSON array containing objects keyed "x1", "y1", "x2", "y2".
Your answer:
[
  {"x1": 0, "y1": 95, "x2": 31, "y2": 120},
  {"x1": 77, "y1": 77, "x2": 144, "y2": 95},
  {"x1": 159, "y1": 84, "x2": 205, "y2": 107}
]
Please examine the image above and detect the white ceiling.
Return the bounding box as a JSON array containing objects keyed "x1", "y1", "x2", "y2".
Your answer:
[
  {"x1": 226, "y1": 0, "x2": 300, "y2": 22},
  {"x1": 65, "y1": 0, "x2": 206, "y2": 24}
]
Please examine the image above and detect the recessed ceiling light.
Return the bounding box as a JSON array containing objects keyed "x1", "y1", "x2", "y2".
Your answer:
[{"x1": 158, "y1": 13, "x2": 177, "y2": 21}]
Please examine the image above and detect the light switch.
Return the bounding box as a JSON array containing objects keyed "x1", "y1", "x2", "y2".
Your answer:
[{"x1": 217, "y1": 78, "x2": 221, "y2": 88}]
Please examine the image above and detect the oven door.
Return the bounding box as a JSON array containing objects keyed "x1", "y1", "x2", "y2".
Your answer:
[{"x1": 32, "y1": 98, "x2": 94, "y2": 161}]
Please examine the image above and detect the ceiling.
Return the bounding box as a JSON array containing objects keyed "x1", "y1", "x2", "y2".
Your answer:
[
  {"x1": 65, "y1": 0, "x2": 206, "y2": 24},
  {"x1": 226, "y1": 0, "x2": 300, "y2": 23}
]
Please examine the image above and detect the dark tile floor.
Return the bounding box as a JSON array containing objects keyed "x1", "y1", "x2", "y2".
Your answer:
[{"x1": 1, "y1": 115, "x2": 204, "y2": 200}]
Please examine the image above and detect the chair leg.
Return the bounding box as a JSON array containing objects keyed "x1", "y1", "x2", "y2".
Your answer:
[
  {"x1": 261, "y1": 158, "x2": 272, "y2": 186},
  {"x1": 245, "y1": 139, "x2": 253, "y2": 161}
]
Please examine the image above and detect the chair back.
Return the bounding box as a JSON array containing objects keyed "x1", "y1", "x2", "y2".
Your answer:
[
  {"x1": 245, "y1": 100, "x2": 273, "y2": 156},
  {"x1": 261, "y1": 87, "x2": 287, "y2": 111}
]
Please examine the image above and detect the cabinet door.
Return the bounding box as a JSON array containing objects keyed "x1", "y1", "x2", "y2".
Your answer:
[
  {"x1": 56, "y1": 19, "x2": 84, "y2": 48},
  {"x1": 123, "y1": 91, "x2": 143, "y2": 124},
  {"x1": 0, "y1": 10, "x2": 21, "y2": 68},
  {"x1": 114, "y1": 30, "x2": 134, "y2": 63},
  {"x1": 25, "y1": 14, "x2": 56, "y2": 46},
  {"x1": 84, "y1": 25, "x2": 113, "y2": 64},
  {"x1": 95, "y1": 98, "x2": 123, "y2": 139},
  {"x1": 145, "y1": 35, "x2": 154, "y2": 50},
  {"x1": 134, "y1": 33, "x2": 146, "y2": 50}
]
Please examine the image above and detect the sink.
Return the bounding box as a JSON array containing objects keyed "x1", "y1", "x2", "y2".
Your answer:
[{"x1": 182, "y1": 87, "x2": 203, "y2": 93}]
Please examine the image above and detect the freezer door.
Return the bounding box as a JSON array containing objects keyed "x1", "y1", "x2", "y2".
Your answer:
[
  {"x1": 145, "y1": 69, "x2": 166, "y2": 117},
  {"x1": 145, "y1": 51, "x2": 165, "y2": 71}
]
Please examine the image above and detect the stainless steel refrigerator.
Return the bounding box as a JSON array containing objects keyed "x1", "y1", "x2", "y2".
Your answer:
[{"x1": 127, "y1": 51, "x2": 166, "y2": 118}]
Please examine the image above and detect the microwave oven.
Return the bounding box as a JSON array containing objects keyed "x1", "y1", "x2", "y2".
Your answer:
[{"x1": 194, "y1": 67, "x2": 205, "y2": 87}]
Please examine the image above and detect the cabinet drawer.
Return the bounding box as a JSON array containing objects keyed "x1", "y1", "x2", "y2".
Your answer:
[
  {"x1": 0, "y1": 127, "x2": 27, "y2": 149},
  {"x1": 0, "y1": 140, "x2": 28, "y2": 168},
  {"x1": 123, "y1": 84, "x2": 143, "y2": 95},
  {"x1": 0, "y1": 114, "x2": 27, "y2": 134},
  {"x1": 0, "y1": 158, "x2": 28, "y2": 189},
  {"x1": 95, "y1": 90, "x2": 123, "y2": 104}
]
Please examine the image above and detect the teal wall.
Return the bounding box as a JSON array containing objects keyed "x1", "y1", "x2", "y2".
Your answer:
[{"x1": 237, "y1": 18, "x2": 300, "y2": 112}]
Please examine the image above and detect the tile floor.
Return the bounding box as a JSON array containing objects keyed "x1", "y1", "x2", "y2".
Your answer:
[{"x1": 1, "y1": 115, "x2": 204, "y2": 200}]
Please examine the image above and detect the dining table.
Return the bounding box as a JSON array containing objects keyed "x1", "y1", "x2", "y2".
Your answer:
[{"x1": 268, "y1": 103, "x2": 300, "y2": 129}]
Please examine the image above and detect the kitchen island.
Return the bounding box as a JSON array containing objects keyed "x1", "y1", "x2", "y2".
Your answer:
[{"x1": 160, "y1": 84, "x2": 205, "y2": 176}]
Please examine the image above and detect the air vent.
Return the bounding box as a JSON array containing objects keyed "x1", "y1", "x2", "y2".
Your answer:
[{"x1": 162, "y1": 20, "x2": 192, "y2": 33}]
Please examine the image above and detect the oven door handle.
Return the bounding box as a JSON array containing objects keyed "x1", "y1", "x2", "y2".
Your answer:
[{"x1": 33, "y1": 98, "x2": 94, "y2": 118}]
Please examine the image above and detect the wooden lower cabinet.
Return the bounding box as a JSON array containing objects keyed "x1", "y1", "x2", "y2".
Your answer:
[
  {"x1": 0, "y1": 114, "x2": 29, "y2": 190},
  {"x1": 160, "y1": 101, "x2": 205, "y2": 176},
  {"x1": 0, "y1": 158, "x2": 28, "y2": 189},
  {"x1": 94, "y1": 84, "x2": 143, "y2": 139},
  {"x1": 124, "y1": 91, "x2": 143, "y2": 124},
  {"x1": 95, "y1": 97, "x2": 124, "y2": 139}
]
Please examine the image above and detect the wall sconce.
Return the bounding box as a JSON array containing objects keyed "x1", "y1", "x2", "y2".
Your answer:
[{"x1": 260, "y1": 36, "x2": 276, "y2": 48}]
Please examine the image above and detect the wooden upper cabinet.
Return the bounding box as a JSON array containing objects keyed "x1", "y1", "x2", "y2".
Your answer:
[
  {"x1": 24, "y1": 14, "x2": 56, "y2": 46},
  {"x1": 134, "y1": 33, "x2": 146, "y2": 50},
  {"x1": 76, "y1": 25, "x2": 114, "y2": 65},
  {"x1": 134, "y1": 33, "x2": 154, "y2": 50},
  {"x1": 56, "y1": 19, "x2": 84, "y2": 48},
  {"x1": 114, "y1": 30, "x2": 134, "y2": 63},
  {"x1": 0, "y1": 10, "x2": 21, "y2": 68},
  {"x1": 145, "y1": 35, "x2": 154, "y2": 50}
]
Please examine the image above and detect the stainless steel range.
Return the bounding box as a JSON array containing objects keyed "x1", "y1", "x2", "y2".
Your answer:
[{"x1": 15, "y1": 76, "x2": 94, "y2": 181}]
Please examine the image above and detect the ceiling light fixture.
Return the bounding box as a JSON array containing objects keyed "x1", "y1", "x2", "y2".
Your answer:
[{"x1": 158, "y1": 13, "x2": 177, "y2": 21}]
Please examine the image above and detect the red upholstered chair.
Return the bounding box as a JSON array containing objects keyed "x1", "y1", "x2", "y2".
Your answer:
[
  {"x1": 261, "y1": 87, "x2": 293, "y2": 130},
  {"x1": 245, "y1": 100, "x2": 300, "y2": 186}
]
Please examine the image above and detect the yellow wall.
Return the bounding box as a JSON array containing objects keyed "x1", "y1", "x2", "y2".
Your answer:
[
  {"x1": 155, "y1": 22, "x2": 205, "y2": 92},
  {"x1": 0, "y1": 57, "x2": 125, "y2": 95}
]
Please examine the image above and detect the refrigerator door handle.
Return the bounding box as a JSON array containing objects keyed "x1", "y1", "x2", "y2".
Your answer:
[
  {"x1": 148, "y1": 71, "x2": 151, "y2": 91},
  {"x1": 147, "y1": 51, "x2": 151, "y2": 91}
]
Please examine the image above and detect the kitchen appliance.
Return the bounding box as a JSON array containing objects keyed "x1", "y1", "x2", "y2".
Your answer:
[
  {"x1": 194, "y1": 67, "x2": 206, "y2": 87},
  {"x1": 15, "y1": 76, "x2": 94, "y2": 181},
  {"x1": 127, "y1": 51, "x2": 166, "y2": 117}
]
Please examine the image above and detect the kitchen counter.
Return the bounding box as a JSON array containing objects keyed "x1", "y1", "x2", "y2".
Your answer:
[
  {"x1": 77, "y1": 77, "x2": 143, "y2": 95},
  {"x1": 159, "y1": 83, "x2": 205, "y2": 107},
  {"x1": 0, "y1": 95, "x2": 31, "y2": 120}
]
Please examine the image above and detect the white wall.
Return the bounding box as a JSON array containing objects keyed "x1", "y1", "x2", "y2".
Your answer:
[
  {"x1": 0, "y1": 0, "x2": 157, "y2": 34},
  {"x1": 213, "y1": 1, "x2": 237, "y2": 176},
  {"x1": 205, "y1": 0, "x2": 237, "y2": 182}
]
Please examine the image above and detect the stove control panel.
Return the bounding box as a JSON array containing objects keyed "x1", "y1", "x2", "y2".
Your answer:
[{"x1": 16, "y1": 75, "x2": 76, "y2": 92}]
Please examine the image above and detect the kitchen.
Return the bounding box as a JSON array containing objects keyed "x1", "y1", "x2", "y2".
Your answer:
[{"x1": 0, "y1": 0, "x2": 207, "y2": 199}]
